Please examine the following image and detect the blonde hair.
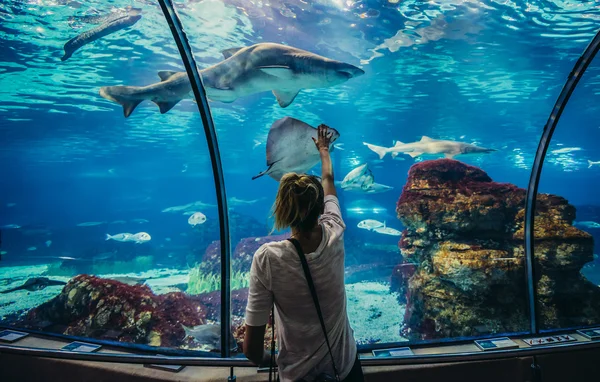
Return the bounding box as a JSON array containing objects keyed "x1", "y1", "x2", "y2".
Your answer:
[{"x1": 272, "y1": 173, "x2": 324, "y2": 232}]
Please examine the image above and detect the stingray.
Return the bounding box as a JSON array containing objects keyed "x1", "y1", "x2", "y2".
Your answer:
[{"x1": 252, "y1": 117, "x2": 340, "y2": 181}]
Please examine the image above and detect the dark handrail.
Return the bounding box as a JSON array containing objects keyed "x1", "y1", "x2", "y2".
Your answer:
[
  {"x1": 157, "y1": 0, "x2": 231, "y2": 357},
  {"x1": 2, "y1": 340, "x2": 600, "y2": 367},
  {"x1": 523, "y1": 29, "x2": 600, "y2": 334}
]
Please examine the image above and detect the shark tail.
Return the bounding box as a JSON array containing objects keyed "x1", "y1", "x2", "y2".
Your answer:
[
  {"x1": 99, "y1": 86, "x2": 144, "y2": 118},
  {"x1": 363, "y1": 142, "x2": 388, "y2": 160},
  {"x1": 105, "y1": 234, "x2": 112, "y2": 241},
  {"x1": 589, "y1": 160, "x2": 593, "y2": 168}
]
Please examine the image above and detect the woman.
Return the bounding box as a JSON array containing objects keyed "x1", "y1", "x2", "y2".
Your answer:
[{"x1": 243, "y1": 124, "x2": 364, "y2": 382}]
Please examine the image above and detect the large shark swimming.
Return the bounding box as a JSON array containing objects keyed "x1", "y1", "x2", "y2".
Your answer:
[
  {"x1": 364, "y1": 136, "x2": 496, "y2": 159},
  {"x1": 99, "y1": 42, "x2": 365, "y2": 117}
]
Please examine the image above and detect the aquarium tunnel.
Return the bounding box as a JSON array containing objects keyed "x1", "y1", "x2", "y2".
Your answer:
[{"x1": 3, "y1": 0, "x2": 600, "y2": 375}]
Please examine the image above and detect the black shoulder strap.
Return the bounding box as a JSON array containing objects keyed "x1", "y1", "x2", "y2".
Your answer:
[{"x1": 288, "y1": 238, "x2": 340, "y2": 381}]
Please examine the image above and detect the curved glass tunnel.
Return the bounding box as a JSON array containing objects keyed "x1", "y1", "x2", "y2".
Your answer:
[{"x1": 1, "y1": 0, "x2": 600, "y2": 360}]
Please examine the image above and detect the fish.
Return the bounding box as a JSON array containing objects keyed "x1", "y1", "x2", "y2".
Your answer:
[
  {"x1": 0, "y1": 277, "x2": 66, "y2": 294},
  {"x1": 372, "y1": 224, "x2": 402, "y2": 236},
  {"x1": 130, "y1": 219, "x2": 149, "y2": 224},
  {"x1": 27, "y1": 247, "x2": 37, "y2": 251},
  {"x1": 588, "y1": 160, "x2": 600, "y2": 168},
  {"x1": 228, "y1": 197, "x2": 264, "y2": 206},
  {"x1": 131, "y1": 232, "x2": 151, "y2": 243},
  {"x1": 551, "y1": 147, "x2": 582, "y2": 154},
  {"x1": 45, "y1": 240, "x2": 52, "y2": 248},
  {"x1": 574, "y1": 221, "x2": 600, "y2": 229},
  {"x1": 188, "y1": 212, "x2": 207, "y2": 226},
  {"x1": 341, "y1": 163, "x2": 374, "y2": 190},
  {"x1": 1, "y1": 224, "x2": 20, "y2": 229},
  {"x1": 69, "y1": 7, "x2": 140, "y2": 26},
  {"x1": 107, "y1": 276, "x2": 148, "y2": 286},
  {"x1": 106, "y1": 233, "x2": 133, "y2": 242},
  {"x1": 0, "y1": 251, "x2": 7, "y2": 255},
  {"x1": 252, "y1": 140, "x2": 262, "y2": 150},
  {"x1": 364, "y1": 136, "x2": 496, "y2": 160},
  {"x1": 342, "y1": 182, "x2": 394, "y2": 194},
  {"x1": 6, "y1": 203, "x2": 16, "y2": 208},
  {"x1": 99, "y1": 42, "x2": 364, "y2": 117},
  {"x1": 162, "y1": 201, "x2": 217, "y2": 213},
  {"x1": 61, "y1": 11, "x2": 142, "y2": 61},
  {"x1": 77, "y1": 221, "x2": 106, "y2": 227},
  {"x1": 182, "y1": 324, "x2": 237, "y2": 350},
  {"x1": 357, "y1": 219, "x2": 385, "y2": 230},
  {"x1": 252, "y1": 117, "x2": 340, "y2": 181}
]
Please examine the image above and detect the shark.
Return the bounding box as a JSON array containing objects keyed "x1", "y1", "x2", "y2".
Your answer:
[
  {"x1": 588, "y1": 160, "x2": 600, "y2": 168},
  {"x1": 99, "y1": 42, "x2": 364, "y2": 117},
  {"x1": 62, "y1": 9, "x2": 142, "y2": 61},
  {"x1": 364, "y1": 136, "x2": 496, "y2": 160},
  {"x1": 0, "y1": 277, "x2": 66, "y2": 294}
]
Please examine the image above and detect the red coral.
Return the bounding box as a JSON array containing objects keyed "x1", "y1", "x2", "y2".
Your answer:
[{"x1": 21, "y1": 275, "x2": 208, "y2": 348}]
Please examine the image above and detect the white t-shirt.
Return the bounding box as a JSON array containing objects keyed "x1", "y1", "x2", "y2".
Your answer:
[{"x1": 245, "y1": 195, "x2": 357, "y2": 382}]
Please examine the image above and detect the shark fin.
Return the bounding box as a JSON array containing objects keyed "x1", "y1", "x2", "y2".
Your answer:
[
  {"x1": 221, "y1": 47, "x2": 242, "y2": 59},
  {"x1": 363, "y1": 142, "x2": 388, "y2": 160},
  {"x1": 391, "y1": 152, "x2": 398, "y2": 158},
  {"x1": 408, "y1": 152, "x2": 422, "y2": 158},
  {"x1": 259, "y1": 66, "x2": 294, "y2": 79},
  {"x1": 420, "y1": 136, "x2": 435, "y2": 142},
  {"x1": 122, "y1": 100, "x2": 142, "y2": 118},
  {"x1": 153, "y1": 100, "x2": 181, "y2": 114},
  {"x1": 272, "y1": 89, "x2": 300, "y2": 108},
  {"x1": 394, "y1": 141, "x2": 404, "y2": 147},
  {"x1": 99, "y1": 86, "x2": 143, "y2": 118},
  {"x1": 444, "y1": 153, "x2": 455, "y2": 159},
  {"x1": 157, "y1": 71, "x2": 179, "y2": 82}
]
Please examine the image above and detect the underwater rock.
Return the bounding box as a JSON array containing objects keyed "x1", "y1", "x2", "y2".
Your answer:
[
  {"x1": 21, "y1": 275, "x2": 207, "y2": 347},
  {"x1": 201, "y1": 234, "x2": 291, "y2": 275},
  {"x1": 187, "y1": 211, "x2": 268, "y2": 265},
  {"x1": 395, "y1": 159, "x2": 600, "y2": 340}
]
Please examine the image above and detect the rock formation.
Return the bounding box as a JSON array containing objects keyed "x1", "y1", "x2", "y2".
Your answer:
[{"x1": 393, "y1": 159, "x2": 600, "y2": 340}]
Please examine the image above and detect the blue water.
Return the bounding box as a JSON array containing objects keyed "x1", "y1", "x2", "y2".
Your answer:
[{"x1": 2, "y1": 0, "x2": 600, "y2": 351}]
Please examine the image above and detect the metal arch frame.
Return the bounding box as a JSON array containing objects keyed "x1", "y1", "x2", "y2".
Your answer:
[
  {"x1": 524, "y1": 29, "x2": 600, "y2": 334},
  {"x1": 157, "y1": 0, "x2": 232, "y2": 357}
]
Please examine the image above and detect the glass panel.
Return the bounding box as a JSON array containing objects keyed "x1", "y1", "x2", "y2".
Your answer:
[
  {"x1": 535, "y1": 57, "x2": 600, "y2": 332},
  {"x1": 0, "y1": 1, "x2": 221, "y2": 353},
  {"x1": 170, "y1": 0, "x2": 597, "y2": 354}
]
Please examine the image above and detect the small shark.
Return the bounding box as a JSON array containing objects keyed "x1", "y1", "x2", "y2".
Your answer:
[
  {"x1": 364, "y1": 136, "x2": 496, "y2": 160},
  {"x1": 62, "y1": 10, "x2": 142, "y2": 61},
  {"x1": 99, "y1": 42, "x2": 364, "y2": 117},
  {"x1": 0, "y1": 277, "x2": 66, "y2": 294},
  {"x1": 341, "y1": 163, "x2": 374, "y2": 190},
  {"x1": 588, "y1": 160, "x2": 600, "y2": 168},
  {"x1": 574, "y1": 221, "x2": 600, "y2": 229}
]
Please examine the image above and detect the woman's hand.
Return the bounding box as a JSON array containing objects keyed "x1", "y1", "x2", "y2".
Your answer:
[{"x1": 312, "y1": 124, "x2": 334, "y2": 152}]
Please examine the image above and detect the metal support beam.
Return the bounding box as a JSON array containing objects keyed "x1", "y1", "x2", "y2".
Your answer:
[
  {"x1": 523, "y1": 29, "x2": 600, "y2": 334},
  {"x1": 157, "y1": 0, "x2": 231, "y2": 357}
]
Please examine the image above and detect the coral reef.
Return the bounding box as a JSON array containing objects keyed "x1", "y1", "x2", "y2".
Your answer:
[
  {"x1": 395, "y1": 159, "x2": 600, "y2": 340},
  {"x1": 20, "y1": 274, "x2": 207, "y2": 348}
]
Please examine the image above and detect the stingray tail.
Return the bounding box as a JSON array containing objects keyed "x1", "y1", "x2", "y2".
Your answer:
[{"x1": 252, "y1": 162, "x2": 276, "y2": 180}]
